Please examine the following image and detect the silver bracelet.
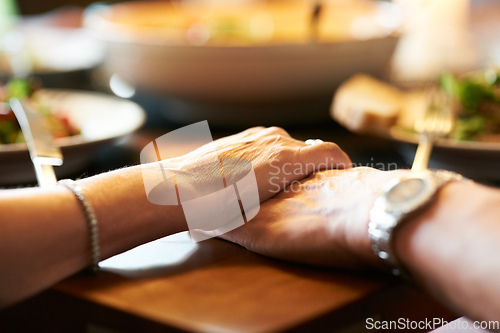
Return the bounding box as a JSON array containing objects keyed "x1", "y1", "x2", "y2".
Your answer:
[{"x1": 59, "y1": 179, "x2": 101, "y2": 273}]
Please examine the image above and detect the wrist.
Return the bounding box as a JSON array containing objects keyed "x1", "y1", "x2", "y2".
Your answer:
[
  {"x1": 393, "y1": 181, "x2": 473, "y2": 282},
  {"x1": 344, "y1": 169, "x2": 411, "y2": 270},
  {"x1": 367, "y1": 170, "x2": 467, "y2": 278},
  {"x1": 77, "y1": 164, "x2": 188, "y2": 259},
  {"x1": 393, "y1": 181, "x2": 500, "y2": 320}
]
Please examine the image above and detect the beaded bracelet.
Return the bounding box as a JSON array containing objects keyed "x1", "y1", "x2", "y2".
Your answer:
[{"x1": 59, "y1": 179, "x2": 101, "y2": 273}]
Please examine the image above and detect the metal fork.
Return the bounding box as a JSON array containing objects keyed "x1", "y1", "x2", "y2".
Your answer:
[{"x1": 411, "y1": 88, "x2": 454, "y2": 171}]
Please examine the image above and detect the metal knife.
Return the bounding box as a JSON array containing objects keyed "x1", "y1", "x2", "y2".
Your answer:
[{"x1": 9, "y1": 97, "x2": 63, "y2": 187}]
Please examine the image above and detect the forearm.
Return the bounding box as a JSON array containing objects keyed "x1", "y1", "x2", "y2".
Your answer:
[
  {"x1": 395, "y1": 181, "x2": 500, "y2": 321},
  {"x1": 78, "y1": 163, "x2": 187, "y2": 259},
  {"x1": 0, "y1": 163, "x2": 186, "y2": 307}
]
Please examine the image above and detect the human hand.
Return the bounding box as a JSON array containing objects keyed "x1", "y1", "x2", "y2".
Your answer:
[
  {"x1": 161, "y1": 126, "x2": 352, "y2": 202},
  {"x1": 219, "y1": 167, "x2": 408, "y2": 269}
]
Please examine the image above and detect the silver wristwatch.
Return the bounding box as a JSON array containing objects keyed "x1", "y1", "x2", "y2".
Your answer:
[{"x1": 368, "y1": 169, "x2": 466, "y2": 277}]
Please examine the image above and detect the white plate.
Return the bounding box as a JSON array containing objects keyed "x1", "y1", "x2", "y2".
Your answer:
[
  {"x1": 19, "y1": 27, "x2": 103, "y2": 74},
  {"x1": 0, "y1": 6, "x2": 104, "y2": 75},
  {"x1": 0, "y1": 89, "x2": 146, "y2": 185},
  {"x1": 390, "y1": 126, "x2": 500, "y2": 181}
]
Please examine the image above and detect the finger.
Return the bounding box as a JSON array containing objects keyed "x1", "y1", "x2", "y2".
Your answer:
[
  {"x1": 236, "y1": 126, "x2": 267, "y2": 137},
  {"x1": 296, "y1": 142, "x2": 352, "y2": 171},
  {"x1": 265, "y1": 126, "x2": 291, "y2": 136},
  {"x1": 251, "y1": 126, "x2": 291, "y2": 139},
  {"x1": 212, "y1": 126, "x2": 266, "y2": 146},
  {"x1": 214, "y1": 126, "x2": 284, "y2": 148}
]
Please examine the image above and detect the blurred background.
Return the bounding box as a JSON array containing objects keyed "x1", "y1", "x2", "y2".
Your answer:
[
  {"x1": 15, "y1": 0, "x2": 99, "y2": 14},
  {"x1": 4, "y1": 0, "x2": 499, "y2": 123},
  {"x1": 1, "y1": 0, "x2": 500, "y2": 185}
]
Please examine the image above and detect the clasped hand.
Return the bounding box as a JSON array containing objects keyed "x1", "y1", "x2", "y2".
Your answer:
[{"x1": 167, "y1": 126, "x2": 407, "y2": 269}]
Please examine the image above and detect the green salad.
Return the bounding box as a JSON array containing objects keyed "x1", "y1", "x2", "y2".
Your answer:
[
  {"x1": 0, "y1": 78, "x2": 79, "y2": 144},
  {"x1": 440, "y1": 69, "x2": 500, "y2": 142}
]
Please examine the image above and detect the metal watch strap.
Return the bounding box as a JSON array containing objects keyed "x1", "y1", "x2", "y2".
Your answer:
[{"x1": 368, "y1": 170, "x2": 467, "y2": 278}]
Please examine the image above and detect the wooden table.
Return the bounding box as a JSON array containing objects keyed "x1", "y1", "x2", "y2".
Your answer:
[{"x1": 1, "y1": 231, "x2": 456, "y2": 332}]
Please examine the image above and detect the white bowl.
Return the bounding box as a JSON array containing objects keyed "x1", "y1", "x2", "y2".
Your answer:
[
  {"x1": 84, "y1": 0, "x2": 401, "y2": 105},
  {"x1": 0, "y1": 89, "x2": 145, "y2": 185}
]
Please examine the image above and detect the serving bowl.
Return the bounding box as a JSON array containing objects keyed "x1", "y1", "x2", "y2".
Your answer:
[{"x1": 84, "y1": 0, "x2": 401, "y2": 125}]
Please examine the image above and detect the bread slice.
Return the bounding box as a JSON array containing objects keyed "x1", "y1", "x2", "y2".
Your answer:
[
  {"x1": 397, "y1": 89, "x2": 428, "y2": 130},
  {"x1": 330, "y1": 74, "x2": 404, "y2": 135}
]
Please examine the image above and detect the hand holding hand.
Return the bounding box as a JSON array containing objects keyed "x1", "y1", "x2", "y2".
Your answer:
[
  {"x1": 219, "y1": 167, "x2": 408, "y2": 269},
  {"x1": 162, "y1": 126, "x2": 352, "y2": 202}
]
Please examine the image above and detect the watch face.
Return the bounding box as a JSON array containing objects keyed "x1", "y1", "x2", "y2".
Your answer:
[
  {"x1": 387, "y1": 178, "x2": 425, "y2": 204},
  {"x1": 384, "y1": 173, "x2": 438, "y2": 215}
]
